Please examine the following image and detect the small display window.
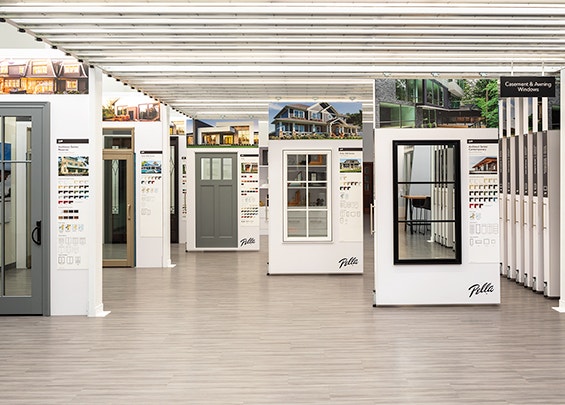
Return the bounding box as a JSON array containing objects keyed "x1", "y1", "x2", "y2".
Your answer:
[{"x1": 283, "y1": 150, "x2": 331, "y2": 241}]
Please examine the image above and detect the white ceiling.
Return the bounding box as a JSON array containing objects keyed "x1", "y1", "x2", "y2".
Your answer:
[{"x1": 2, "y1": 1, "x2": 565, "y2": 120}]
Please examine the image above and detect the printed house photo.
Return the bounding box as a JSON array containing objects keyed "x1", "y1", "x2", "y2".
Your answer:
[
  {"x1": 340, "y1": 158, "x2": 362, "y2": 173},
  {"x1": 103, "y1": 97, "x2": 161, "y2": 122},
  {"x1": 141, "y1": 160, "x2": 162, "y2": 174},
  {"x1": 469, "y1": 156, "x2": 497, "y2": 174},
  {"x1": 58, "y1": 156, "x2": 89, "y2": 176},
  {"x1": 269, "y1": 101, "x2": 362, "y2": 140},
  {"x1": 188, "y1": 119, "x2": 257, "y2": 146},
  {"x1": 0, "y1": 58, "x2": 89, "y2": 95}
]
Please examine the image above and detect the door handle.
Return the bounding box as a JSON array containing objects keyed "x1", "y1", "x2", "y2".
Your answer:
[
  {"x1": 370, "y1": 203, "x2": 375, "y2": 236},
  {"x1": 31, "y1": 220, "x2": 42, "y2": 245},
  {"x1": 127, "y1": 203, "x2": 132, "y2": 220}
]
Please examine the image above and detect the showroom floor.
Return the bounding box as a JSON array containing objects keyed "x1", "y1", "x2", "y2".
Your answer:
[{"x1": 1, "y1": 230, "x2": 565, "y2": 404}]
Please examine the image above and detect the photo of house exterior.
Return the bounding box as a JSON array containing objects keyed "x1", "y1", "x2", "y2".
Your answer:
[
  {"x1": 58, "y1": 156, "x2": 89, "y2": 176},
  {"x1": 0, "y1": 58, "x2": 89, "y2": 95},
  {"x1": 187, "y1": 119, "x2": 257, "y2": 146},
  {"x1": 269, "y1": 101, "x2": 361, "y2": 140},
  {"x1": 471, "y1": 156, "x2": 498, "y2": 173},
  {"x1": 340, "y1": 158, "x2": 362, "y2": 172}
]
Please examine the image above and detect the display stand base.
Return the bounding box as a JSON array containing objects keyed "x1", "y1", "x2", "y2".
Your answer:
[{"x1": 552, "y1": 306, "x2": 565, "y2": 313}]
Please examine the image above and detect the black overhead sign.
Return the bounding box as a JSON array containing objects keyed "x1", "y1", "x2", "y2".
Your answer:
[{"x1": 500, "y1": 76, "x2": 555, "y2": 98}]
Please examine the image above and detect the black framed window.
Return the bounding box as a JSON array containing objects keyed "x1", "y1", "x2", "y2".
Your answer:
[{"x1": 393, "y1": 140, "x2": 461, "y2": 264}]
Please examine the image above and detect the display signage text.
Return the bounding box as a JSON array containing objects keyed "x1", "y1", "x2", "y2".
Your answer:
[{"x1": 500, "y1": 76, "x2": 555, "y2": 98}]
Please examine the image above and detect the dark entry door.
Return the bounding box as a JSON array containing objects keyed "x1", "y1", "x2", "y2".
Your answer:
[
  {"x1": 195, "y1": 153, "x2": 238, "y2": 248},
  {"x1": 170, "y1": 137, "x2": 179, "y2": 243}
]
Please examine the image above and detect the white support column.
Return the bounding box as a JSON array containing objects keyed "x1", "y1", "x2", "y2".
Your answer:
[
  {"x1": 554, "y1": 69, "x2": 565, "y2": 312},
  {"x1": 89, "y1": 67, "x2": 110, "y2": 317},
  {"x1": 161, "y1": 104, "x2": 174, "y2": 268}
]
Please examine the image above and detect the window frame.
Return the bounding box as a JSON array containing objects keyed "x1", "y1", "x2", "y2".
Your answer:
[{"x1": 283, "y1": 150, "x2": 332, "y2": 242}]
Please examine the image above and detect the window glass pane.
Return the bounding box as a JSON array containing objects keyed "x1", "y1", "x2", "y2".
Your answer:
[
  {"x1": 285, "y1": 151, "x2": 330, "y2": 241},
  {"x1": 288, "y1": 187, "x2": 306, "y2": 207},
  {"x1": 2, "y1": 116, "x2": 32, "y2": 296},
  {"x1": 103, "y1": 128, "x2": 133, "y2": 149},
  {"x1": 222, "y1": 157, "x2": 232, "y2": 180},
  {"x1": 211, "y1": 158, "x2": 222, "y2": 180},
  {"x1": 396, "y1": 79, "x2": 407, "y2": 101},
  {"x1": 288, "y1": 211, "x2": 307, "y2": 237},
  {"x1": 309, "y1": 166, "x2": 326, "y2": 181},
  {"x1": 401, "y1": 106, "x2": 415, "y2": 128},
  {"x1": 287, "y1": 154, "x2": 306, "y2": 181},
  {"x1": 393, "y1": 141, "x2": 460, "y2": 263},
  {"x1": 309, "y1": 187, "x2": 326, "y2": 207},
  {"x1": 426, "y1": 81, "x2": 434, "y2": 104},
  {"x1": 380, "y1": 103, "x2": 401, "y2": 128},
  {"x1": 201, "y1": 158, "x2": 210, "y2": 180},
  {"x1": 308, "y1": 154, "x2": 326, "y2": 166},
  {"x1": 416, "y1": 80, "x2": 424, "y2": 103},
  {"x1": 308, "y1": 211, "x2": 328, "y2": 237}
]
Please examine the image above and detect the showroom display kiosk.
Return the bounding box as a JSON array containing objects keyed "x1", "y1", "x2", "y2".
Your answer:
[
  {"x1": 185, "y1": 147, "x2": 260, "y2": 251},
  {"x1": 374, "y1": 128, "x2": 500, "y2": 306},
  {"x1": 268, "y1": 139, "x2": 364, "y2": 274}
]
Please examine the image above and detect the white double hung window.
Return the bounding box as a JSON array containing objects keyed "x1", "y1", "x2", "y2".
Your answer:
[{"x1": 283, "y1": 150, "x2": 331, "y2": 241}]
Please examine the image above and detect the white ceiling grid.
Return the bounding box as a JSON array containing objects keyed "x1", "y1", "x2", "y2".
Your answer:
[{"x1": 2, "y1": 1, "x2": 565, "y2": 119}]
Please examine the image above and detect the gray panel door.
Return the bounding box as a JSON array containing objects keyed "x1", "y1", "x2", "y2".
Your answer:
[
  {"x1": 196, "y1": 153, "x2": 238, "y2": 248},
  {"x1": 0, "y1": 103, "x2": 49, "y2": 315}
]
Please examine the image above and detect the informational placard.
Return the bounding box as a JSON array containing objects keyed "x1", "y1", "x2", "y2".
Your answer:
[
  {"x1": 181, "y1": 155, "x2": 188, "y2": 219},
  {"x1": 56, "y1": 139, "x2": 90, "y2": 269},
  {"x1": 139, "y1": 151, "x2": 163, "y2": 237},
  {"x1": 239, "y1": 154, "x2": 260, "y2": 226},
  {"x1": 467, "y1": 140, "x2": 499, "y2": 263},
  {"x1": 338, "y1": 148, "x2": 363, "y2": 242},
  {"x1": 500, "y1": 76, "x2": 555, "y2": 98}
]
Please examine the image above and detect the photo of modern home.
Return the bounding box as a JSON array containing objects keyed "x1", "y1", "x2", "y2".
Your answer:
[{"x1": 470, "y1": 156, "x2": 498, "y2": 174}]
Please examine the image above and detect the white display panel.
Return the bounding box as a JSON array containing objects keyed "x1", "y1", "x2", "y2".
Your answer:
[
  {"x1": 467, "y1": 140, "x2": 499, "y2": 263},
  {"x1": 139, "y1": 151, "x2": 163, "y2": 238},
  {"x1": 268, "y1": 139, "x2": 363, "y2": 274},
  {"x1": 338, "y1": 148, "x2": 363, "y2": 242},
  {"x1": 56, "y1": 139, "x2": 91, "y2": 270},
  {"x1": 374, "y1": 129, "x2": 500, "y2": 306}
]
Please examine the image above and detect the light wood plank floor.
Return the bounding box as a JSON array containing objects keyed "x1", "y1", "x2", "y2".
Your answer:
[{"x1": 1, "y1": 231, "x2": 565, "y2": 404}]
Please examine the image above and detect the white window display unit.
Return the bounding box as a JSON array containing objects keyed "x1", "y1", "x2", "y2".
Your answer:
[
  {"x1": 541, "y1": 129, "x2": 560, "y2": 297},
  {"x1": 268, "y1": 139, "x2": 363, "y2": 275},
  {"x1": 499, "y1": 96, "x2": 560, "y2": 298},
  {"x1": 185, "y1": 147, "x2": 260, "y2": 251},
  {"x1": 498, "y1": 100, "x2": 507, "y2": 278},
  {"x1": 374, "y1": 129, "x2": 500, "y2": 306}
]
